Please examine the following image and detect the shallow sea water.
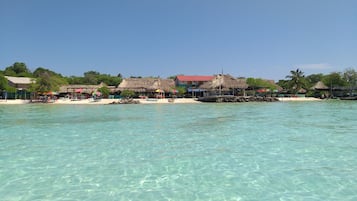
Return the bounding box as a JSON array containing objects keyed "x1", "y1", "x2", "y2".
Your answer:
[{"x1": 0, "y1": 101, "x2": 356, "y2": 200}]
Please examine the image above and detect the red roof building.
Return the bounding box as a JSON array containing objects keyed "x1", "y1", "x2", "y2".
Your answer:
[
  {"x1": 175, "y1": 75, "x2": 214, "y2": 96},
  {"x1": 176, "y1": 75, "x2": 215, "y2": 82},
  {"x1": 175, "y1": 75, "x2": 214, "y2": 88}
]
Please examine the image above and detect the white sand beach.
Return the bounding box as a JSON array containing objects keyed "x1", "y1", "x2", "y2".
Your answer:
[
  {"x1": 51, "y1": 98, "x2": 200, "y2": 104},
  {"x1": 0, "y1": 98, "x2": 200, "y2": 105},
  {"x1": 277, "y1": 97, "x2": 322, "y2": 102},
  {"x1": 0, "y1": 100, "x2": 30, "y2": 104},
  {"x1": 0, "y1": 97, "x2": 324, "y2": 105}
]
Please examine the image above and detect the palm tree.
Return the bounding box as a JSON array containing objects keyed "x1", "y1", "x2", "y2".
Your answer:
[{"x1": 286, "y1": 68, "x2": 306, "y2": 94}]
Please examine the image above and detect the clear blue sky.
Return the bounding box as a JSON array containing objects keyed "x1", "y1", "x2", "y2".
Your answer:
[{"x1": 1, "y1": 0, "x2": 356, "y2": 81}]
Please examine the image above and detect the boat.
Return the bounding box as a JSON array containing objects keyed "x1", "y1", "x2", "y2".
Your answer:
[{"x1": 340, "y1": 96, "x2": 357, "y2": 100}]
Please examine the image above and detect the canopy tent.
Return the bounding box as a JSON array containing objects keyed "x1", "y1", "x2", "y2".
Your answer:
[
  {"x1": 45, "y1": 91, "x2": 59, "y2": 96},
  {"x1": 75, "y1": 88, "x2": 83, "y2": 93},
  {"x1": 155, "y1": 89, "x2": 164, "y2": 93}
]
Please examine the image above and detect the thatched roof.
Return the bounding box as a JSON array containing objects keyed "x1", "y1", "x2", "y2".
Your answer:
[
  {"x1": 5, "y1": 76, "x2": 35, "y2": 84},
  {"x1": 59, "y1": 83, "x2": 106, "y2": 93},
  {"x1": 311, "y1": 81, "x2": 329, "y2": 90},
  {"x1": 200, "y1": 74, "x2": 248, "y2": 90},
  {"x1": 117, "y1": 78, "x2": 175, "y2": 92}
]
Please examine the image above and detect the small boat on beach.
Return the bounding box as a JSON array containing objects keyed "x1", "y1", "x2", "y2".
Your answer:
[{"x1": 340, "y1": 96, "x2": 357, "y2": 100}]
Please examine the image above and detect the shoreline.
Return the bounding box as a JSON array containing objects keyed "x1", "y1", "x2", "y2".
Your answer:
[
  {"x1": 0, "y1": 97, "x2": 325, "y2": 105},
  {"x1": 0, "y1": 98, "x2": 201, "y2": 105},
  {"x1": 277, "y1": 97, "x2": 322, "y2": 102}
]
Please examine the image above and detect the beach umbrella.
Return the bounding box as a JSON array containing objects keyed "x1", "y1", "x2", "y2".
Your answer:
[
  {"x1": 155, "y1": 89, "x2": 164, "y2": 93},
  {"x1": 46, "y1": 91, "x2": 58, "y2": 96}
]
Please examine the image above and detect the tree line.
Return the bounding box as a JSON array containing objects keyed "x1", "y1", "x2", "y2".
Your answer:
[
  {"x1": 0, "y1": 62, "x2": 123, "y2": 94},
  {"x1": 246, "y1": 68, "x2": 357, "y2": 97},
  {"x1": 1, "y1": 62, "x2": 357, "y2": 97}
]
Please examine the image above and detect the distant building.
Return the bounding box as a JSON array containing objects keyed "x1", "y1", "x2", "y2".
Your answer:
[
  {"x1": 59, "y1": 83, "x2": 107, "y2": 94},
  {"x1": 117, "y1": 78, "x2": 175, "y2": 97},
  {"x1": 5, "y1": 76, "x2": 35, "y2": 90},
  {"x1": 200, "y1": 74, "x2": 248, "y2": 96},
  {"x1": 175, "y1": 75, "x2": 214, "y2": 97},
  {"x1": 175, "y1": 75, "x2": 214, "y2": 88}
]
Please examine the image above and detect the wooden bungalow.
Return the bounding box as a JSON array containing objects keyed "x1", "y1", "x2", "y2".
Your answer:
[
  {"x1": 200, "y1": 74, "x2": 248, "y2": 96},
  {"x1": 117, "y1": 78, "x2": 175, "y2": 98}
]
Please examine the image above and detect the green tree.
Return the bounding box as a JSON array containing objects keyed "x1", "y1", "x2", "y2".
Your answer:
[
  {"x1": 33, "y1": 67, "x2": 64, "y2": 78},
  {"x1": 98, "y1": 86, "x2": 110, "y2": 98},
  {"x1": 322, "y1": 72, "x2": 345, "y2": 88},
  {"x1": 343, "y1": 68, "x2": 357, "y2": 96},
  {"x1": 97, "y1": 74, "x2": 122, "y2": 86},
  {"x1": 66, "y1": 76, "x2": 85, "y2": 84},
  {"x1": 120, "y1": 90, "x2": 135, "y2": 98},
  {"x1": 83, "y1": 71, "x2": 100, "y2": 84},
  {"x1": 305, "y1": 73, "x2": 324, "y2": 88},
  {"x1": 0, "y1": 75, "x2": 9, "y2": 90},
  {"x1": 175, "y1": 86, "x2": 186, "y2": 96},
  {"x1": 246, "y1": 78, "x2": 278, "y2": 90},
  {"x1": 4, "y1": 62, "x2": 32, "y2": 77},
  {"x1": 66, "y1": 72, "x2": 122, "y2": 86},
  {"x1": 286, "y1": 68, "x2": 306, "y2": 94},
  {"x1": 276, "y1": 79, "x2": 290, "y2": 91},
  {"x1": 0, "y1": 74, "x2": 17, "y2": 94},
  {"x1": 32, "y1": 68, "x2": 68, "y2": 93}
]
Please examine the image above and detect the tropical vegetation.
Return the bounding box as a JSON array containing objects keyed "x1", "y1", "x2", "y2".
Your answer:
[{"x1": 1, "y1": 62, "x2": 357, "y2": 98}]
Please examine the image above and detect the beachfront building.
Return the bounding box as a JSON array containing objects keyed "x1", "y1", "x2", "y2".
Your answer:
[
  {"x1": 58, "y1": 82, "x2": 109, "y2": 99},
  {"x1": 310, "y1": 81, "x2": 330, "y2": 98},
  {"x1": 117, "y1": 78, "x2": 175, "y2": 98},
  {"x1": 175, "y1": 75, "x2": 214, "y2": 97},
  {"x1": 200, "y1": 74, "x2": 248, "y2": 96},
  {"x1": 5, "y1": 76, "x2": 35, "y2": 90},
  {"x1": 4, "y1": 76, "x2": 35, "y2": 99}
]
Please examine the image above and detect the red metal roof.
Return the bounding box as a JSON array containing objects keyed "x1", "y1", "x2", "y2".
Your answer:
[{"x1": 176, "y1": 75, "x2": 214, "y2": 82}]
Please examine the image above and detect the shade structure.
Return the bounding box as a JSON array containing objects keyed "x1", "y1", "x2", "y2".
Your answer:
[
  {"x1": 187, "y1": 88, "x2": 206, "y2": 92},
  {"x1": 92, "y1": 91, "x2": 101, "y2": 96},
  {"x1": 46, "y1": 91, "x2": 58, "y2": 95},
  {"x1": 256, "y1": 89, "x2": 266, "y2": 93},
  {"x1": 75, "y1": 88, "x2": 83, "y2": 93},
  {"x1": 155, "y1": 89, "x2": 164, "y2": 93}
]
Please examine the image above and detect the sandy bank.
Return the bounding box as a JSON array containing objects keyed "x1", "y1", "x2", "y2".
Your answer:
[
  {"x1": 0, "y1": 98, "x2": 200, "y2": 105},
  {"x1": 277, "y1": 97, "x2": 322, "y2": 102},
  {"x1": 0, "y1": 100, "x2": 30, "y2": 104},
  {"x1": 136, "y1": 98, "x2": 200, "y2": 104},
  {"x1": 0, "y1": 97, "x2": 323, "y2": 105},
  {"x1": 55, "y1": 98, "x2": 200, "y2": 104}
]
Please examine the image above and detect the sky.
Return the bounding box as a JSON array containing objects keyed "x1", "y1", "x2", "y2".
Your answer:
[{"x1": 1, "y1": 0, "x2": 357, "y2": 81}]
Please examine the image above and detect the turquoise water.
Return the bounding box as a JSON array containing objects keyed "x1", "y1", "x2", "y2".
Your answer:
[{"x1": 0, "y1": 101, "x2": 356, "y2": 200}]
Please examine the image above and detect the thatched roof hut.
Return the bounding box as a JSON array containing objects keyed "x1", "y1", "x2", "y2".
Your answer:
[
  {"x1": 117, "y1": 78, "x2": 175, "y2": 92},
  {"x1": 200, "y1": 74, "x2": 248, "y2": 91},
  {"x1": 311, "y1": 81, "x2": 329, "y2": 90},
  {"x1": 59, "y1": 83, "x2": 106, "y2": 94}
]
